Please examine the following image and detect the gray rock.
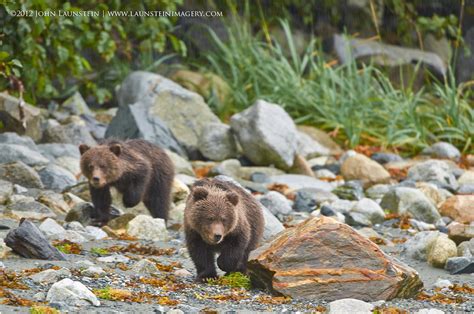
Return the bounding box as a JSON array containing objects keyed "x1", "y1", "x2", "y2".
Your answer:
[
  {"x1": 458, "y1": 184, "x2": 474, "y2": 195},
  {"x1": 422, "y1": 142, "x2": 461, "y2": 161},
  {"x1": 433, "y1": 278, "x2": 453, "y2": 289},
  {"x1": 131, "y1": 259, "x2": 159, "y2": 275},
  {"x1": 30, "y1": 268, "x2": 71, "y2": 284},
  {"x1": 329, "y1": 199, "x2": 355, "y2": 214},
  {"x1": 62, "y1": 120, "x2": 97, "y2": 146},
  {"x1": 370, "y1": 152, "x2": 403, "y2": 165},
  {"x1": 66, "y1": 202, "x2": 121, "y2": 226},
  {"x1": 81, "y1": 266, "x2": 105, "y2": 277},
  {"x1": 350, "y1": 198, "x2": 385, "y2": 224},
  {"x1": 293, "y1": 188, "x2": 338, "y2": 212},
  {"x1": 445, "y1": 256, "x2": 474, "y2": 274},
  {"x1": 55, "y1": 156, "x2": 80, "y2": 176},
  {"x1": 39, "y1": 218, "x2": 66, "y2": 237},
  {"x1": 268, "y1": 174, "x2": 333, "y2": 192},
  {"x1": 0, "y1": 161, "x2": 43, "y2": 188},
  {"x1": 165, "y1": 150, "x2": 194, "y2": 176},
  {"x1": 313, "y1": 169, "x2": 336, "y2": 179},
  {"x1": 458, "y1": 239, "x2": 474, "y2": 257},
  {"x1": 0, "y1": 132, "x2": 37, "y2": 148},
  {"x1": 427, "y1": 235, "x2": 457, "y2": 268},
  {"x1": 407, "y1": 160, "x2": 458, "y2": 190},
  {"x1": 259, "y1": 191, "x2": 292, "y2": 215},
  {"x1": 65, "y1": 221, "x2": 87, "y2": 233},
  {"x1": 97, "y1": 254, "x2": 130, "y2": 264},
  {"x1": 403, "y1": 231, "x2": 440, "y2": 261},
  {"x1": 415, "y1": 309, "x2": 445, "y2": 314},
  {"x1": 5, "y1": 219, "x2": 66, "y2": 260},
  {"x1": 198, "y1": 122, "x2": 238, "y2": 161},
  {"x1": 7, "y1": 198, "x2": 56, "y2": 220},
  {"x1": 127, "y1": 215, "x2": 168, "y2": 241},
  {"x1": 39, "y1": 164, "x2": 77, "y2": 192},
  {"x1": 0, "y1": 180, "x2": 13, "y2": 205},
  {"x1": 84, "y1": 226, "x2": 108, "y2": 240},
  {"x1": 365, "y1": 184, "x2": 391, "y2": 200},
  {"x1": 380, "y1": 187, "x2": 441, "y2": 223},
  {"x1": 50, "y1": 230, "x2": 87, "y2": 244},
  {"x1": 80, "y1": 114, "x2": 107, "y2": 140},
  {"x1": 327, "y1": 298, "x2": 374, "y2": 314},
  {"x1": 46, "y1": 278, "x2": 100, "y2": 306},
  {"x1": 211, "y1": 159, "x2": 241, "y2": 177},
  {"x1": 106, "y1": 101, "x2": 186, "y2": 156},
  {"x1": 0, "y1": 144, "x2": 48, "y2": 166},
  {"x1": 345, "y1": 212, "x2": 373, "y2": 227},
  {"x1": 333, "y1": 181, "x2": 364, "y2": 200},
  {"x1": 334, "y1": 34, "x2": 447, "y2": 77},
  {"x1": 296, "y1": 131, "x2": 330, "y2": 159},
  {"x1": 0, "y1": 93, "x2": 42, "y2": 141},
  {"x1": 62, "y1": 92, "x2": 92, "y2": 116},
  {"x1": 37, "y1": 143, "x2": 80, "y2": 160},
  {"x1": 114, "y1": 71, "x2": 221, "y2": 158},
  {"x1": 230, "y1": 100, "x2": 298, "y2": 169}
]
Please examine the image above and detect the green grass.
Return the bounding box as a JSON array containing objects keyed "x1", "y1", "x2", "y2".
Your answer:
[
  {"x1": 207, "y1": 272, "x2": 252, "y2": 290},
  {"x1": 206, "y1": 19, "x2": 473, "y2": 154}
]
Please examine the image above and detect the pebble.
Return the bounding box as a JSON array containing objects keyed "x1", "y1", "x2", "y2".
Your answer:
[
  {"x1": 97, "y1": 254, "x2": 130, "y2": 264},
  {"x1": 327, "y1": 298, "x2": 374, "y2": 314},
  {"x1": 46, "y1": 278, "x2": 100, "y2": 307}
]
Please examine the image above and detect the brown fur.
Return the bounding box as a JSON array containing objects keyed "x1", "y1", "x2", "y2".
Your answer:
[
  {"x1": 79, "y1": 139, "x2": 174, "y2": 225},
  {"x1": 184, "y1": 178, "x2": 264, "y2": 282}
]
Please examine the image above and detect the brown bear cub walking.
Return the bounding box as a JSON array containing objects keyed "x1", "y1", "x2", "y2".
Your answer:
[
  {"x1": 184, "y1": 178, "x2": 264, "y2": 282},
  {"x1": 79, "y1": 139, "x2": 174, "y2": 225}
]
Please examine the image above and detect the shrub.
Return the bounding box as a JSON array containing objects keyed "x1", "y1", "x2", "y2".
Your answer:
[
  {"x1": 207, "y1": 19, "x2": 473, "y2": 153},
  {"x1": 0, "y1": 0, "x2": 184, "y2": 104}
]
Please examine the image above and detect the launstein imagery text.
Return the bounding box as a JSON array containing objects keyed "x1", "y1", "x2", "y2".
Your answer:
[{"x1": 8, "y1": 9, "x2": 223, "y2": 18}]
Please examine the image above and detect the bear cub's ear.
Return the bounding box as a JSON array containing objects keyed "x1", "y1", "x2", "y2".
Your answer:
[
  {"x1": 109, "y1": 144, "x2": 122, "y2": 156},
  {"x1": 79, "y1": 144, "x2": 90, "y2": 155},
  {"x1": 193, "y1": 187, "x2": 208, "y2": 201},
  {"x1": 226, "y1": 192, "x2": 239, "y2": 206}
]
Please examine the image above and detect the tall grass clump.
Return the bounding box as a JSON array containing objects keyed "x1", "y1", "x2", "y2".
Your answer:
[{"x1": 207, "y1": 19, "x2": 473, "y2": 154}]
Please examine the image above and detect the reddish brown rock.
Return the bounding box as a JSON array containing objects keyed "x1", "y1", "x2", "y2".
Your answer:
[
  {"x1": 439, "y1": 196, "x2": 474, "y2": 224},
  {"x1": 341, "y1": 154, "x2": 391, "y2": 188},
  {"x1": 448, "y1": 222, "x2": 474, "y2": 244},
  {"x1": 248, "y1": 216, "x2": 422, "y2": 301}
]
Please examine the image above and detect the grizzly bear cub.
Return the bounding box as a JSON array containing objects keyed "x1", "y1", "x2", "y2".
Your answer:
[
  {"x1": 79, "y1": 139, "x2": 174, "y2": 225},
  {"x1": 184, "y1": 178, "x2": 264, "y2": 282}
]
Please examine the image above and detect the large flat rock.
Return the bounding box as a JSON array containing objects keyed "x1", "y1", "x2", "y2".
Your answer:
[{"x1": 248, "y1": 216, "x2": 422, "y2": 301}]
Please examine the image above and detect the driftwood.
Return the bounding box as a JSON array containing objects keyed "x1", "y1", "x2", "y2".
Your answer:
[{"x1": 4, "y1": 218, "x2": 66, "y2": 260}]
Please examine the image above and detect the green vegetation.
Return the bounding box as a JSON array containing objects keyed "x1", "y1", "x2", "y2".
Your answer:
[
  {"x1": 90, "y1": 247, "x2": 110, "y2": 255},
  {"x1": 0, "y1": 0, "x2": 184, "y2": 104},
  {"x1": 29, "y1": 306, "x2": 60, "y2": 314},
  {"x1": 207, "y1": 272, "x2": 252, "y2": 290},
  {"x1": 207, "y1": 19, "x2": 473, "y2": 153}
]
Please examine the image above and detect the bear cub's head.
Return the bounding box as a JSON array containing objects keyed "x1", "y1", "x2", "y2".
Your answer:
[
  {"x1": 189, "y1": 186, "x2": 240, "y2": 245},
  {"x1": 79, "y1": 143, "x2": 123, "y2": 188}
]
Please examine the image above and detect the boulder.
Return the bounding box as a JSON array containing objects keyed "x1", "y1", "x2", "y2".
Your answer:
[
  {"x1": 296, "y1": 131, "x2": 330, "y2": 159},
  {"x1": 380, "y1": 187, "x2": 441, "y2": 223},
  {"x1": 127, "y1": 215, "x2": 168, "y2": 241},
  {"x1": 293, "y1": 188, "x2": 338, "y2": 212},
  {"x1": 0, "y1": 180, "x2": 13, "y2": 205},
  {"x1": 427, "y1": 235, "x2": 458, "y2": 268},
  {"x1": 268, "y1": 174, "x2": 333, "y2": 192},
  {"x1": 46, "y1": 278, "x2": 100, "y2": 306},
  {"x1": 198, "y1": 122, "x2": 238, "y2": 161},
  {"x1": 448, "y1": 222, "x2": 474, "y2": 244},
  {"x1": 0, "y1": 144, "x2": 49, "y2": 166},
  {"x1": 112, "y1": 71, "x2": 221, "y2": 157},
  {"x1": 350, "y1": 198, "x2": 385, "y2": 225},
  {"x1": 6, "y1": 198, "x2": 56, "y2": 220},
  {"x1": 341, "y1": 154, "x2": 391, "y2": 187},
  {"x1": 5, "y1": 219, "x2": 66, "y2": 260},
  {"x1": 165, "y1": 150, "x2": 194, "y2": 176},
  {"x1": 106, "y1": 101, "x2": 186, "y2": 156},
  {"x1": 422, "y1": 142, "x2": 461, "y2": 161},
  {"x1": 37, "y1": 143, "x2": 80, "y2": 161},
  {"x1": 439, "y1": 195, "x2": 474, "y2": 224},
  {"x1": 407, "y1": 160, "x2": 458, "y2": 190},
  {"x1": 445, "y1": 256, "x2": 474, "y2": 274},
  {"x1": 403, "y1": 231, "x2": 441, "y2": 261},
  {"x1": 334, "y1": 34, "x2": 446, "y2": 77},
  {"x1": 327, "y1": 299, "x2": 374, "y2": 314},
  {"x1": 30, "y1": 268, "x2": 71, "y2": 284},
  {"x1": 38, "y1": 164, "x2": 77, "y2": 192},
  {"x1": 230, "y1": 100, "x2": 298, "y2": 169},
  {"x1": 0, "y1": 161, "x2": 43, "y2": 188},
  {"x1": 39, "y1": 218, "x2": 66, "y2": 237},
  {"x1": 62, "y1": 92, "x2": 92, "y2": 116},
  {"x1": 249, "y1": 216, "x2": 422, "y2": 301},
  {"x1": 0, "y1": 132, "x2": 37, "y2": 148},
  {"x1": 259, "y1": 191, "x2": 292, "y2": 216},
  {"x1": 296, "y1": 126, "x2": 343, "y2": 155},
  {"x1": 0, "y1": 93, "x2": 42, "y2": 141}
]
